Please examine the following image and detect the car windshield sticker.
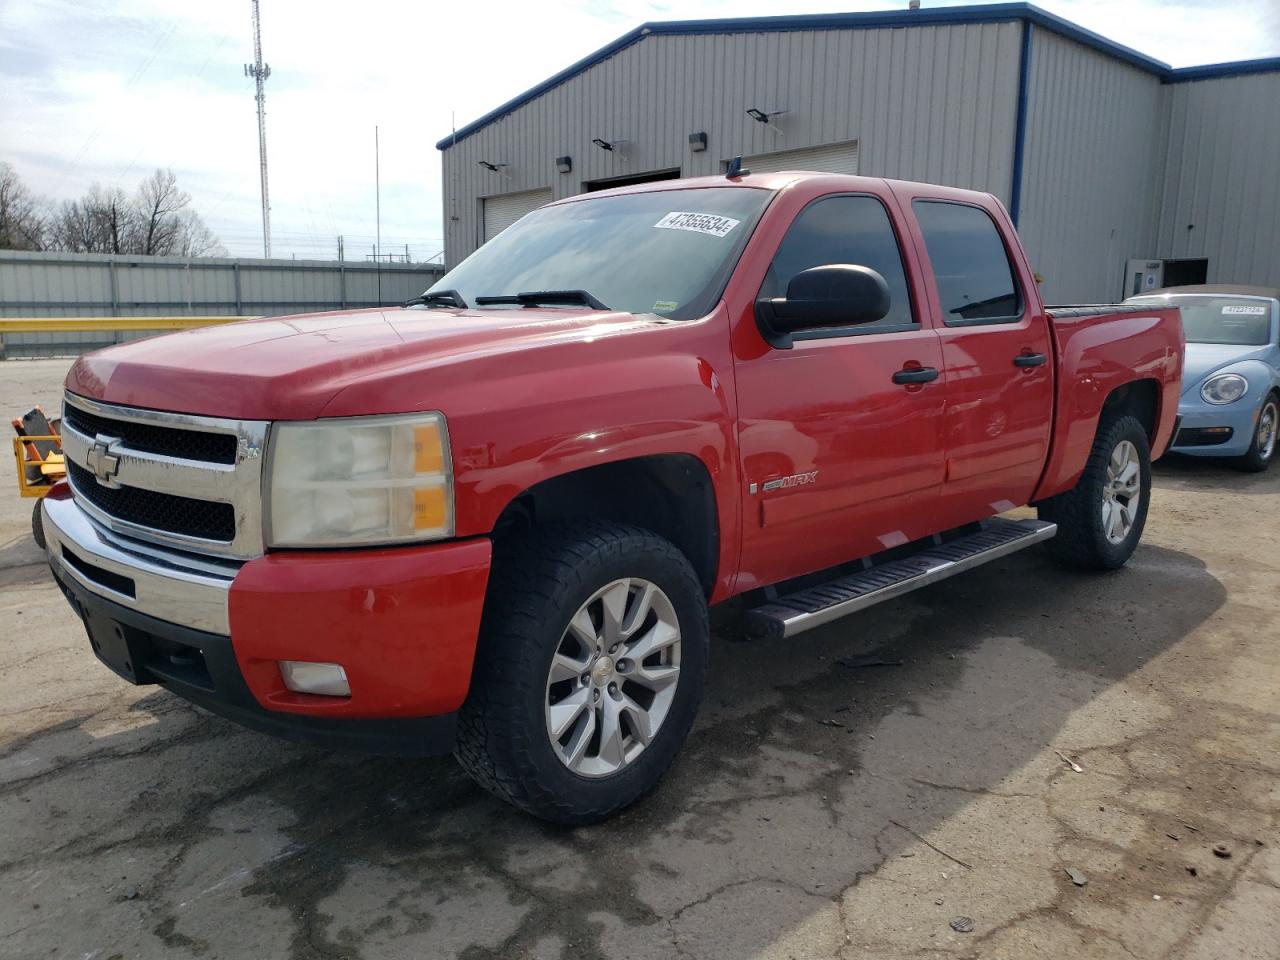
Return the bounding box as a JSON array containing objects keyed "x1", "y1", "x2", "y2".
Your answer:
[
  {"x1": 653, "y1": 300, "x2": 679, "y2": 312},
  {"x1": 654, "y1": 211, "x2": 741, "y2": 238},
  {"x1": 1222, "y1": 304, "x2": 1268, "y2": 315}
]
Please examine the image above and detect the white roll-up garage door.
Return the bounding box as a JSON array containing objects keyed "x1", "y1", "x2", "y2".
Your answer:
[
  {"x1": 740, "y1": 140, "x2": 859, "y2": 175},
  {"x1": 482, "y1": 188, "x2": 553, "y2": 243}
]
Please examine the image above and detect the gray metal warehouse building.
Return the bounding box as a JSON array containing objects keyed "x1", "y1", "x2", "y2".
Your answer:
[{"x1": 436, "y1": 1, "x2": 1280, "y2": 304}]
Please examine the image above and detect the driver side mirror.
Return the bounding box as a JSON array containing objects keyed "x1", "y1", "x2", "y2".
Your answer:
[{"x1": 755, "y1": 264, "x2": 891, "y2": 349}]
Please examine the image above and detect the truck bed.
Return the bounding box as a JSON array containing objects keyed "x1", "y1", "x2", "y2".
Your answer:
[
  {"x1": 1034, "y1": 300, "x2": 1184, "y2": 501},
  {"x1": 1046, "y1": 303, "x2": 1170, "y2": 319}
]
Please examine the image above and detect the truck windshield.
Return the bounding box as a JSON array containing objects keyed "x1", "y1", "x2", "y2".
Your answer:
[
  {"x1": 423, "y1": 187, "x2": 772, "y2": 321},
  {"x1": 1132, "y1": 296, "x2": 1274, "y2": 346}
]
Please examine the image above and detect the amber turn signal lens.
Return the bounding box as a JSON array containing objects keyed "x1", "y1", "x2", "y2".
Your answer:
[
  {"x1": 414, "y1": 425, "x2": 444, "y2": 473},
  {"x1": 413, "y1": 485, "x2": 448, "y2": 530}
]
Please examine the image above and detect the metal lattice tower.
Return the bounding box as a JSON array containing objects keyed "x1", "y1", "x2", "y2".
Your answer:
[{"x1": 244, "y1": 0, "x2": 272, "y2": 258}]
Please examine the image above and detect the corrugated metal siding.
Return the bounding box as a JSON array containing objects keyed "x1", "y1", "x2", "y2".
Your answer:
[
  {"x1": 482, "y1": 188, "x2": 554, "y2": 242},
  {"x1": 1016, "y1": 27, "x2": 1165, "y2": 304},
  {"x1": 0, "y1": 251, "x2": 445, "y2": 358},
  {"x1": 1155, "y1": 71, "x2": 1280, "y2": 287},
  {"x1": 0, "y1": 251, "x2": 444, "y2": 316},
  {"x1": 742, "y1": 141, "x2": 859, "y2": 174},
  {"x1": 442, "y1": 22, "x2": 1023, "y2": 265}
]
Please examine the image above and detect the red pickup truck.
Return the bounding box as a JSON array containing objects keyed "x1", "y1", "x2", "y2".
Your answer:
[{"x1": 43, "y1": 171, "x2": 1183, "y2": 823}]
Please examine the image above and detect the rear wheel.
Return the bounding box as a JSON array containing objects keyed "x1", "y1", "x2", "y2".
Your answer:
[
  {"x1": 455, "y1": 521, "x2": 708, "y2": 824},
  {"x1": 1038, "y1": 414, "x2": 1152, "y2": 570},
  {"x1": 1233, "y1": 394, "x2": 1278, "y2": 473}
]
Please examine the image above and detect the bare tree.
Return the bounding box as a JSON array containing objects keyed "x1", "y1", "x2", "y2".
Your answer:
[
  {"x1": 46, "y1": 199, "x2": 95, "y2": 252},
  {"x1": 47, "y1": 184, "x2": 133, "y2": 253},
  {"x1": 131, "y1": 169, "x2": 225, "y2": 257},
  {"x1": 0, "y1": 162, "x2": 47, "y2": 250},
  {"x1": 133, "y1": 169, "x2": 185, "y2": 255},
  {"x1": 6, "y1": 163, "x2": 226, "y2": 257},
  {"x1": 173, "y1": 209, "x2": 224, "y2": 257}
]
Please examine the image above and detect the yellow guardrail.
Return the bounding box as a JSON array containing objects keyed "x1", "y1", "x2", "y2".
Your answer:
[{"x1": 0, "y1": 316, "x2": 259, "y2": 334}]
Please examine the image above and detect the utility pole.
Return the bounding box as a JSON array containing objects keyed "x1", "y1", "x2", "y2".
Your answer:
[
  {"x1": 373, "y1": 128, "x2": 378, "y2": 263},
  {"x1": 375, "y1": 125, "x2": 382, "y2": 304},
  {"x1": 244, "y1": 0, "x2": 272, "y2": 258}
]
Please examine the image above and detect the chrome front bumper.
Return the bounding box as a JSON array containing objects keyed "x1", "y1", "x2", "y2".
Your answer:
[{"x1": 43, "y1": 495, "x2": 237, "y2": 634}]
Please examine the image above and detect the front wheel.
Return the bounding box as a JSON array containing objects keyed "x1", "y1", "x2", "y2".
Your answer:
[
  {"x1": 455, "y1": 521, "x2": 708, "y2": 824},
  {"x1": 1038, "y1": 414, "x2": 1152, "y2": 570},
  {"x1": 1233, "y1": 393, "x2": 1278, "y2": 473},
  {"x1": 32, "y1": 499, "x2": 46, "y2": 550}
]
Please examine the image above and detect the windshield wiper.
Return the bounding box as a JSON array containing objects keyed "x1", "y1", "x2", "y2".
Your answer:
[
  {"x1": 403, "y1": 289, "x2": 467, "y2": 308},
  {"x1": 473, "y1": 289, "x2": 609, "y2": 310}
]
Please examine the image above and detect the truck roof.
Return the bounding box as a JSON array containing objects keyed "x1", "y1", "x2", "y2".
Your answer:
[{"x1": 551, "y1": 171, "x2": 999, "y2": 206}]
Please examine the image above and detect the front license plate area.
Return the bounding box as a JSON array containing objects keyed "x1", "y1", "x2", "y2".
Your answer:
[{"x1": 81, "y1": 608, "x2": 155, "y2": 686}]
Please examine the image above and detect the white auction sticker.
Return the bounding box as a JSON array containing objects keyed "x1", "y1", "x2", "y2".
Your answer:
[
  {"x1": 1222, "y1": 304, "x2": 1268, "y2": 315},
  {"x1": 654, "y1": 211, "x2": 741, "y2": 238}
]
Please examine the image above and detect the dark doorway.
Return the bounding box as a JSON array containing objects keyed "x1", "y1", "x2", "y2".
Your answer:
[
  {"x1": 1163, "y1": 258, "x2": 1209, "y2": 287},
  {"x1": 584, "y1": 168, "x2": 681, "y2": 192}
]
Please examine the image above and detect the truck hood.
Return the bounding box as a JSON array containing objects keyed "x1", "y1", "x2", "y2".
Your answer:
[
  {"x1": 1181, "y1": 342, "x2": 1273, "y2": 392},
  {"x1": 66, "y1": 307, "x2": 662, "y2": 420}
]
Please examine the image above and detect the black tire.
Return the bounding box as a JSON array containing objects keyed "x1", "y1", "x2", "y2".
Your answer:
[
  {"x1": 32, "y1": 499, "x2": 46, "y2": 550},
  {"x1": 1232, "y1": 392, "x2": 1278, "y2": 473},
  {"x1": 1038, "y1": 414, "x2": 1152, "y2": 571},
  {"x1": 455, "y1": 521, "x2": 709, "y2": 824}
]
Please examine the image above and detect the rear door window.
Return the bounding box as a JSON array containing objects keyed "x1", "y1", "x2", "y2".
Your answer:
[{"x1": 913, "y1": 201, "x2": 1022, "y2": 325}]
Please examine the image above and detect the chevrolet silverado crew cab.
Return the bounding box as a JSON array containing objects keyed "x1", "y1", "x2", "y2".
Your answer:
[{"x1": 44, "y1": 171, "x2": 1184, "y2": 824}]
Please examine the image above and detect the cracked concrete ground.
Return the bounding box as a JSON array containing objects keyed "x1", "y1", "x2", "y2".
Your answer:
[{"x1": 1, "y1": 358, "x2": 1277, "y2": 960}]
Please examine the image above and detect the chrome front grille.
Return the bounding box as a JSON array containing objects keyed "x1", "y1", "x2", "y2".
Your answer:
[
  {"x1": 63, "y1": 403, "x2": 239, "y2": 464},
  {"x1": 61, "y1": 392, "x2": 269, "y2": 560},
  {"x1": 66, "y1": 460, "x2": 237, "y2": 541}
]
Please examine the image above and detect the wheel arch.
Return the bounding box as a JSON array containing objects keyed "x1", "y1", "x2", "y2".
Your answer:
[
  {"x1": 1034, "y1": 375, "x2": 1165, "y2": 502},
  {"x1": 490, "y1": 454, "x2": 720, "y2": 598},
  {"x1": 1100, "y1": 378, "x2": 1161, "y2": 444}
]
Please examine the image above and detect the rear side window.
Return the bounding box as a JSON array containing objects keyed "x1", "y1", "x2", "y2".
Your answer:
[
  {"x1": 760, "y1": 195, "x2": 916, "y2": 331},
  {"x1": 913, "y1": 200, "x2": 1021, "y2": 325}
]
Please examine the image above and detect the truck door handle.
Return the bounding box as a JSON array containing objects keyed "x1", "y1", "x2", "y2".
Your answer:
[
  {"x1": 1013, "y1": 352, "x2": 1047, "y2": 367},
  {"x1": 892, "y1": 366, "x2": 940, "y2": 384}
]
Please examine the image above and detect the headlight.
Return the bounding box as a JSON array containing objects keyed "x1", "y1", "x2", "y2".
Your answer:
[
  {"x1": 266, "y1": 412, "x2": 453, "y2": 547},
  {"x1": 1201, "y1": 374, "x2": 1248, "y2": 405}
]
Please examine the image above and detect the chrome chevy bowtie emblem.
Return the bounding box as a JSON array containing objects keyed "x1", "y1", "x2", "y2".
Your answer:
[{"x1": 85, "y1": 435, "x2": 122, "y2": 486}]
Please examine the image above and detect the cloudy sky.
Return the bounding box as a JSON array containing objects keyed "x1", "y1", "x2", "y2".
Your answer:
[{"x1": 2, "y1": 0, "x2": 1277, "y2": 261}]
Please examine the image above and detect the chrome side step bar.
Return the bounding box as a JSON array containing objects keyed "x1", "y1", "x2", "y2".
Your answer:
[{"x1": 744, "y1": 518, "x2": 1057, "y2": 641}]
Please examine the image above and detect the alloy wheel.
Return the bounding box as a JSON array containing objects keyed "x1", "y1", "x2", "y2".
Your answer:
[
  {"x1": 1101, "y1": 439, "x2": 1142, "y2": 545},
  {"x1": 544, "y1": 578, "x2": 682, "y2": 778},
  {"x1": 1257, "y1": 400, "x2": 1278, "y2": 462}
]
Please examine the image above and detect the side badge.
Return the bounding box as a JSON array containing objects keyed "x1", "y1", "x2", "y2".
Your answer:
[{"x1": 760, "y1": 471, "x2": 818, "y2": 493}]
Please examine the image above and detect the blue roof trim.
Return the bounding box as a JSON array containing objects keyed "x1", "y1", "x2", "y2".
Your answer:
[
  {"x1": 1166, "y1": 56, "x2": 1280, "y2": 83},
  {"x1": 1009, "y1": 21, "x2": 1034, "y2": 228},
  {"x1": 436, "y1": 2, "x2": 1278, "y2": 150}
]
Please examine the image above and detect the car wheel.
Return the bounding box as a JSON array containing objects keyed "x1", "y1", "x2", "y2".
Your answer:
[
  {"x1": 455, "y1": 521, "x2": 708, "y2": 824},
  {"x1": 32, "y1": 500, "x2": 46, "y2": 550},
  {"x1": 1038, "y1": 414, "x2": 1152, "y2": 571},
  {"x1": 1232, "y1": 393, "x2": 1278, "y2": 473}
]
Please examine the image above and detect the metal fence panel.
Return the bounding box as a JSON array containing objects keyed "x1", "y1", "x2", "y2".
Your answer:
[{"x1": 0, "y1": 251, "x2": 445, "y2": 357}]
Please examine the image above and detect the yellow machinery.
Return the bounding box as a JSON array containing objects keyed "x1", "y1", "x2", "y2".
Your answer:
[{"x1": 12, "y1": 409, "x2": 64, "y2": 549}]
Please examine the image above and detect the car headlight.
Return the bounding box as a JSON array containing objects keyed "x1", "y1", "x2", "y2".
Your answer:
[
  {"x1": 1201, "y1": 374, "x2": 1248, "y2": 405},
  {"x1": 266, "y1": 412, "x2": 453, "y2": 547}
]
